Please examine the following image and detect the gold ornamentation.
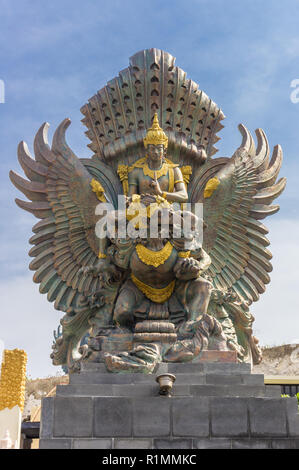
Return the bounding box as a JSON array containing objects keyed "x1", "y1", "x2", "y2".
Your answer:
[
  {"x1": 90, "y1": 178, "x2": 106, "y2": 202},
  {"x1": 131, "y1": 274, "x2": 175, "y2": 303},
  {"x1": 162, "y1": 191, "x2": 167, "y2": 199},
  {"x1": 128, "y1": 157, "x2": 178, "y2": 179},
  {"x1": 136, "y1": 241, "x2": 173, "y2": 267},
  {"x1": 204, "y1": 177, "x2": 220, "y2": 198},
  {"x1": 98, "y1": 251, "x2": 107, "y2": 259},
  {"x1": 180, "y1": 166, "x2": 192, "y2": 187},
  {"x1": 117, "y1": 164, "x2": 129, "y2": 196},
  {"x1": 174, "y1": 179, "x2": 184, "y2": 185},
  {"x1": 143, "y1": 161, "x2": 169, "y2": 180},
  {"x1": 143, "y1": 113, "x2": 168, "y2": 148},
  {"x1": 168, "y1": 166, "x2": 174, "y2": 192},
  {"x1": 178, "y1": 251, "x2": 191, "y2": 258},
  {"x1": 0, "y1": 349, "x2": 27, "y2": 412},
  {"x1": 132, "y1": 194, "x2": 141, "y2": 203}
]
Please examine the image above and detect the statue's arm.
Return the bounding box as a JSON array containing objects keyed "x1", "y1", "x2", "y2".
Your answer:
[
  {"x1": 128, "y1": 168, "x2": 139, "y2": 197},
  {"x1": 173, "y1": 247, "x2": 211, "y2": 281},
  {"x1": 161, "y1": 167, "x2": 188, "y2": 203},
  {"x1": 191, "y1": 247, "x2": 211, "y2": 272}
]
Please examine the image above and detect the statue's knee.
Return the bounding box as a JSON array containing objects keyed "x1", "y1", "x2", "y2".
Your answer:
[
  {"x1": 190, "y1": 278, "x2": 212, "y2": 296},
  {"x1": 201, "y1": 279, "x2": 213, "y2": 294},
  {"x1": 113, "y1": 294, "x2": 134, "y2": 326}
]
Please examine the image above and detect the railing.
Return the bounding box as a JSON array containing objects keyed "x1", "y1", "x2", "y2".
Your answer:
[{"x1": 264, "y1": 376, "x2": 299, "y2": 397}]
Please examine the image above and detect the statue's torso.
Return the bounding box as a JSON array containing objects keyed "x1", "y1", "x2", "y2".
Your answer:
[
  {"x1": 130, "y1": 243, "x2": 178, "y2": 287},
  {"x1": 129, "y1": 167, "x2": 171, "y2": 195}
]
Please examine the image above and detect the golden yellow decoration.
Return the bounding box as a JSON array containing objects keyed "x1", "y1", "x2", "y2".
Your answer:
[
  {"x1": 126, "y1": 194, "x2": 147, "y2": 227},
  {"x1": 143, "y1": 113, "x2": 168, "y2": 149},
  {"x1": 180, "y1": 166, "x2": 193, "y2": 187},
  {"x1": 132, "y1": 194, "x2": 141, "y2": 203},
  {"x1": 143, "y1": 161, "x2": 169, "y2": 180},
  {"x1": 90, "y1": 179, "x2": 106, "y2": 202},
  {"x1": 136, "y1": 241, "x2": 173, "y2": 267},
  {"x1": 168, "y1": 166, "x2": 174, "y2": 192},
  {"x1": 131, "y1": 274, "x2": 175, "y2": 303},
  {"x1": 204, "y1": 177, "x2": 220, "y2": 198},
  {"x1": 98, "y1": 251, "x2": 107, "y2": 259},
  {"x1": 178, "y1": 251, "x2": 191, "y2": 258},
  {"x1": 0, "y1": 349, "x2": 27, "y2": 412},
  {"x1": 117, "y1": 164, "x2": 129, "y2": 196}
]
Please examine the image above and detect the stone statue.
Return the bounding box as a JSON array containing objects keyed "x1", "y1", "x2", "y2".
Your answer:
[{"x1": 10, "y1": 49, "x2": 286, "y2": 373}]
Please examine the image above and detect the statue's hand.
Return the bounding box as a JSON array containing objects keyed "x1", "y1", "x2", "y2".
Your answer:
[
  {"x1": 174, "y1": 257, "x2": 201, "y2": 280},
  {"x1": 149, "y1": 173, "x2": 163, "y2": 196},
  {"x1": 79, "y1": 258, "x2": 121, "y2": 284}
]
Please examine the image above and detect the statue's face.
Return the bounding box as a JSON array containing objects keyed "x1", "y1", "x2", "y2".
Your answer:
[{"x1": 147, "y1": 144, "x2": 164, "y2": 162}]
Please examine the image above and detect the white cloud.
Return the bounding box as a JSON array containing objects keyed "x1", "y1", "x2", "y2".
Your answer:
[
  {"x1": 0, "y1": 274, "x2": 62, "y2": 378},
  {"x1": 251, "y1": 218, "x2": 299, "y2": 347}
]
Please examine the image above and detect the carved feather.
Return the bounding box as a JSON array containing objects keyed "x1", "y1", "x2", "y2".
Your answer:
[{"x1": 201, "y1": 124, "x2": 285, "y2": 306}]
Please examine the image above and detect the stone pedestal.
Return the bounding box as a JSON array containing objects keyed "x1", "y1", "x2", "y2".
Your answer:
[{"x1": 39, "y1": 360, "x2": 299, "y2": 449}]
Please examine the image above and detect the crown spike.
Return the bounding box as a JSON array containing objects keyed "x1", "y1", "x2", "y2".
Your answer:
[{"x1": 143, "y1": 113, "x2": 168, "y2": 149}]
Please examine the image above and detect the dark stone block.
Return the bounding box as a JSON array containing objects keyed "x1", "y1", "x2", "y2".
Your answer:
[
  {"x1": 73, "y1": 439, "x2": 112, "y2": 449},
  {"x1": 56, "y1": 384, "x2": 114, "y2": 397},
  {"x1": 94, "y1": 397, "x2": 132, "y2": 437},
  {"x1": 190, "y1": 384, "x2": 266, "y2": 398},
  {"x1": 285, "y1": 398, "x2": 299, "y2": 436},
  {"x1": 115, "y1": 439, "x2": 153, "y2": 449},
  {"x1": 271, "y1": 439, "x2": 299, "y2": 449},
  {"x1": 265, "y1": 385, "x2": 283, "y2": 397},
  {"x1": 167, "y1": 363, "x2": 205, "y2": 374},
  {"x1": 132, "y1": 397, "x2": 171, "y2": 437},
  {"x1": 172, "y1": 397, "x2": 209, "y2": 437},
  {"x1": 112, "y1": 384, "x2": 159, "y2": 397},
  {"x1": 249, "y1": 398, "x2": 287, "y2": 437},
  {"x1": 193, "y1": 438, "x2": 231, "y2": 449},
  {"x1": 242, "y1": 374, "x2": 265, "y2": 386},
  {"x1": 231, "y1": 439, "x2": 271, "y2": 449},
  {"x1": 154, "y1": 439, "x2": 193, "y2": 449},
  {"x1": 40, "y1": 397, "x2": 54, "y2": 438},
  {"x1": 203, "y1": 362, "x2": 251, "y2": 374},
  {"x1": 205, "y1": 374, "x2": 243, "y2": 385},
  {"x1": 173, "y1": 374, "x2": 206, "y2": 385},
  {"x1": 39, "y1": 438, "x2": 72, "y2": 449},
  {"x1": 211, "y1": 397, "x2": 248, "y2": 437},
  {"x1": 53, "y1": 397, "x2": 93, "y2": 437}
]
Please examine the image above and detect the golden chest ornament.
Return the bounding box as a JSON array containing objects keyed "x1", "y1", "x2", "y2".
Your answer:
[
  {"x1": 135, "y1": 241, "x2": 173, "y2": 268},
  {"x1": 142, "y1": 160, "x2": 169, "y2": 180}
]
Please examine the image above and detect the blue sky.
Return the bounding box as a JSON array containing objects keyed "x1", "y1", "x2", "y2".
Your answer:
[{"x1": 0, "y1": 0, "x2": 299, "y2": 377}]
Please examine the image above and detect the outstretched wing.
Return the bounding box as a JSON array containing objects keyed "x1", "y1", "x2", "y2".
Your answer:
[
  {"x1": 9, "y1": 118, "x2": 117, "y2": 313},
  {"x1": 201, "y1": 124, "x2": 286, "y2": 305}
]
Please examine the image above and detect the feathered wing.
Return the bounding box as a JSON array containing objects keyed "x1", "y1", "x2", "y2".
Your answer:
[
  {"x1": 199, "y1": 124, "x2": 286, "y2": 363},
  {"x1": 9, "y1": 119, "x2": 120, "y2": 369}
]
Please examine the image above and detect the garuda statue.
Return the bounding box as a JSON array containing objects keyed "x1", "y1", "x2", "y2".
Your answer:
[{"x1": 10, "y1": 49, "x2": 286, "y2": 373}]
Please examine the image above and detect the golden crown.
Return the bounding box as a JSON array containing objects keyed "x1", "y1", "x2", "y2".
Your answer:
[{"x1": 143, "y1": 113, "x2": 168, "y2": 149}]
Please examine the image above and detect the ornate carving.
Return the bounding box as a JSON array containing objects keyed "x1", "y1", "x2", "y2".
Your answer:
[{"x1": 10, "y1": 49, "x2": 286, "y2": 373}]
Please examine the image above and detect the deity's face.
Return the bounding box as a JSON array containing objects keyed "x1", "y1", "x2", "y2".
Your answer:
[{"x1": 147, "y1": 144, "x2": 165, "y2": 163}]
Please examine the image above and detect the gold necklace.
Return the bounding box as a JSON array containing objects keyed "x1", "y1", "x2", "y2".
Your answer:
[
  {"x1": 136, "y1": 241, "x2": 173, "y2": 267},
  {"x1": 143, "y1": 161, "x2": 169, "y2": 180},
  {"x1": 131, "y1": 274, "x2": 175, "y2": 303}
]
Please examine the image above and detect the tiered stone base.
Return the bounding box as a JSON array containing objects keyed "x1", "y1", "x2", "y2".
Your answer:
[{"x1": 39, "y1": 361, "x2": 299, "y2": 449}]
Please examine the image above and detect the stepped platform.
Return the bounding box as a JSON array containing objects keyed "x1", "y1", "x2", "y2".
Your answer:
[{"x1": 39, "y1": 361, "x2": 299, "y2": 449}]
